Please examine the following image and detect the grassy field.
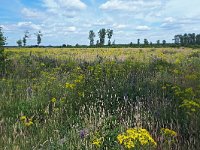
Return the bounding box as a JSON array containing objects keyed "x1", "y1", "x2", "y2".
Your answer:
[{"x1": 1, "y1": 47, "x2": 200, "y2": 149}]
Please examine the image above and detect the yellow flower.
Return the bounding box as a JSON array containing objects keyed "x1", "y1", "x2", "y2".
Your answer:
[
  {"x1": 161, "y1": 128, "x2": 177, "y2": 137},
  {"x1": 117, "y1": 128, "x2": 157, "y2": 149},
  {"x1": 117, "y1": 134, "x2": 125, "y2": 144},
  {"x1": 92, "y1": 138, "x2": 101, "y2": 147},
  {"x1": 124, "y1": 140, "x2": 135, "y2": 149},
  {"x1": 24, "y1": 121, "x2": 33, "y2": 127},
  {"x1": 74, "y1": 75, "x2": 84, "y2": 83},
  {"x1": 20, "y1": 116, "x2": 26, "y2": 122},
  {"x1": 51, "y1": 97, "x2": 56, "y2": 103},
  {"x1": 66, "y1": 83, "x2": 76, "y2": 89}
]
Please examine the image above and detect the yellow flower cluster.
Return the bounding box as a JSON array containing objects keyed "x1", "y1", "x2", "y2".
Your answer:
[
  {"x1": 92, "y1": 138, "x2": 102, "y2": 147},
  {"x1": 66, "y1": 83, "x2": 76, "y2": 89},
  {"x1": 117, "y1": 128, "x2": 157, "y2": 149},
  {"x1": 74, "y1": 75, "x2": 84, "y2": 83},
  {"x1": 66, "y1": 75, "x2": 84, "y2": 89},
  {"x1": 20, "y1": 116, "x2": 33, "y2": 127},
  {"x1": 51, "y1": 97, "x2": 56, "y2": 103},
  {"x1": 161, "y1": 128, "x2": 177, "y2": 137}
]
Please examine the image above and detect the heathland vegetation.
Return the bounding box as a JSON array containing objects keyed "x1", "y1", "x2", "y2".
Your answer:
[{"x1": 0, "y1": 27, "x2": 200, "y2": 149}]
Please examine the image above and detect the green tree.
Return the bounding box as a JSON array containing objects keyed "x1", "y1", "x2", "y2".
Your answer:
[
  {"x1": 106, "y1": 29, "x2": 113, "y2": 46},
  {"x1": 0, "y1": 27, "x2": 6, "y2": 76},
  {"x1": 196, "y1": 34, "x2": 200, "y2": 45},
  {"x1": 191, "y1": 33, "x2": 196, "y2": 44},
  {"x1": 157, "y1": 40, "x2": 160, "y2": 45},
  {"x1": 183, "y1": 33, "x2": 189, "y2": 46},
  {"x1": 35, "y1": 31, "x2": 42, "y2": 46},
  {"x1": 16, "y1": 39, "x2": 22, "y2": 47},
  {"x1": 98, "y1": 28, "x2": 106, "y2": 46},
  {"x1": 88, "y1": 30, "x2": 95, "y2": 46},
  {"x1": 137, "y1": 39, "x2": 140, "y2": 45},
  {"x1": 144, "y1": 39, "x2": 149, "y2": 45},
  {"x1": 23, "y1": 30, "x2": 30, "y2": 46},
  {"x1": 173, "y1": 35, "x2": 180, "y2": 44},
  {"x1": 162, "y1": 40, "x2": 166, "y2": 45}
]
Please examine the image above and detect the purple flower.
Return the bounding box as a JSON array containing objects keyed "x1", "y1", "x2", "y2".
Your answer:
[{"x1": 79, "y1": 129, "x2": 88, "y2": 139}]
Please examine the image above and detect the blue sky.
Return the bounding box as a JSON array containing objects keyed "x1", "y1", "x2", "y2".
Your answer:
[{"x1": 0, "y1": 0, "x2": 200, "y2": 46}]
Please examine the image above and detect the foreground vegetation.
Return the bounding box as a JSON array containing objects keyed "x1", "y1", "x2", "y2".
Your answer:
[{"x1": 0, "y1": 47, "x2": 200, "y2": 149}]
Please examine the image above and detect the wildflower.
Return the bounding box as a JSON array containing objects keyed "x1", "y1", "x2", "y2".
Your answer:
[
  {"x1": 20, "y1": 116, "x2": 33, "y2": 127},
  {"x1": 79, "y1": 129, "x2": 88, "y2": 139},
  {"x1": 161, "y1": 128, "x2": 177, "y2": 137},
  {"x1": 51, "y1": 97, "x2": 56, "y2": 103},
  {"x1": 20, "y1": 116, "x2": 26, "y2": 121},
  {"x1": 117, "y1": 128, "x2": 157, "y2": 149},
  {"x1": 92, "y1": 138, "x2": 101, "y2": 147},
  {"x1": 66, "y1": 83, "x2": 76, "y2": 89},
  {"x1": 117, "y1": 134, "x2": 125, "y2": 144},
  {"x1": 124, "y1": 139, "x2": 135, "y2": 149},
  {"x1": 24, "y1": 120, "x2": 33, "y2": 127},
  {"x1": 74, "y1": 75, "x2": 84, "y2": 83}
]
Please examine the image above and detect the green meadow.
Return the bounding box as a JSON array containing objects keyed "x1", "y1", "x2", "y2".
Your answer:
[{"x1": 1, "y1": 48, "x2": 200, "y2": 149}]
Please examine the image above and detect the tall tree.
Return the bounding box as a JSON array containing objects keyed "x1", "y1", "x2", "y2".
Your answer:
[
  {"x1": 88, "y1": 30, "x2": 95, "y2": 46},
  {"x1": 137, "y1": 39, "x2": 140, "y2": 45},
  {"x1": 173, "y1": 35, "x2": 180, "y2": 44},
  {"x1": 0, "y1": 27, "x2": 6, "y2": 76},
  {"x1": 183, "y1": 33, "x2": 189, "y2": 45},
  {"x1": 162, "y1": 40, "x2": 166, "y2": 45},
  {"x1": 16, "y1": 39, "x2": 22, "y2": 47},
  {"x1": 98, "y1": 28, "x2": 106, "y2": 46},
  {"x1": 157, "y1": 40, "x2": 160, "y2": 45},
  {"x1": 106, "y1": 29, "x2": 113, "y2": 46},
  {"x1": 35, "y1": 31, "x2": 42, "y2": 46},
  {"x1": 196, "y1": 34, "x2": 200, "y2": 45},
  {"x1": 191, "y1": 33, "x2": 196, "y2": 44},
  {"x1": 23, "y1": 30, "x2": 30, "y2": 46},
  {"x1": 144, "y1": 39, "x2": 149, "y2": 45}
]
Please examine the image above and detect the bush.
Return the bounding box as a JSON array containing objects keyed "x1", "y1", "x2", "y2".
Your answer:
[{"x1": 0, "y1": 27, "x2": 6, "y2": 77}]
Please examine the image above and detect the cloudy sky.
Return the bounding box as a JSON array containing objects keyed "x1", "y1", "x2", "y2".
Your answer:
[{"x1": 0, "y1": 0, "x2": 200, "y2": 46}]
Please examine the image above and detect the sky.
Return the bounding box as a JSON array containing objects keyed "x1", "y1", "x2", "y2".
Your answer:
[{"x1": 0, "y1": 0, "x2": 200, "y2": 46}]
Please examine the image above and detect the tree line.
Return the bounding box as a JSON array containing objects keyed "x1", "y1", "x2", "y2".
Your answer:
[
  {"x1": 88, "y1": 29, "x2": 114, "y2": 46},
  {"x1": 16, "y1": 30, "x2": 43, "y2": 47},
  {"x1": 0, "y1": 26, "x2": 200, "y2": 48},
  {"x1": 173, "y1": 33, "x2": 200, "y2": 46}
]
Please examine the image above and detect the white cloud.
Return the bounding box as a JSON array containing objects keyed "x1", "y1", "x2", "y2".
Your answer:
[
  {"x1": 136, "y1": 25, "x2": 151, "y2": 31},
  {"x1": 164, "y1": 0, "x2": 200, "y2": 18},
  {"x1": 17, "y1": 22, "x2": 41, "y2": 30},
  {"x1": 43, "y1": 0, "x2": 87, "y2": 12},
  {"x1": 100, "y1": 0, "x2": 163, "y2": 12},
  {"x1": 164, "y1": 17, "x2": 175, "y2": 23},
  {"x1": 112, "y1": 23, "x2": 127, "y2": 29},
  {"x1": 93, "y1": 20, "x2": 110, "y2": 26},
  {"x1": 66, "y1": 26, "x2": 76, "y2": 32},
  {"x1": 21, "y1": 8, "x2": 44, "y2": 19}
]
